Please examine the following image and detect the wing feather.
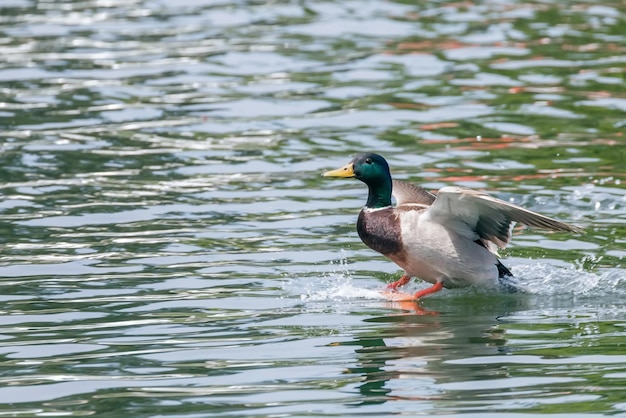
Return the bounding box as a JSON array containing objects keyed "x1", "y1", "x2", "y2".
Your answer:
[
  {"x1": 392, "y1": 179, "x2": 436, "y2": 206},
  {"x1": 427, "y1": 186, "x2": 582, "y2": 248}
]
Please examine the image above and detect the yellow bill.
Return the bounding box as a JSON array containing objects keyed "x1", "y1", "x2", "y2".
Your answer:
[{"x1": 322, "y1": 162, "x2": 355, "y2": 178}]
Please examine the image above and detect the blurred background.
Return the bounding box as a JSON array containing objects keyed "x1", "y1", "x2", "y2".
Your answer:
[{"x1": 0, "y1": 0, "x2": 625, "y2": 416}]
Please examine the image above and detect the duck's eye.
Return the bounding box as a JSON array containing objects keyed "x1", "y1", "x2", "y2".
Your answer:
[{"x1": 365, "y1": 157, "x2": 372, "y2": 164}]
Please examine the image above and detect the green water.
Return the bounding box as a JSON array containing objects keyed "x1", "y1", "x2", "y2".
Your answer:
[{"x1": 0, "y1": 0, "x2": 625, "y2": 416}]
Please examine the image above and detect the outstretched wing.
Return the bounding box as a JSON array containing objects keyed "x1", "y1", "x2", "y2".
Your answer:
[{"x1": 426, "y1": 186, "x2": 582, "y2": 248}]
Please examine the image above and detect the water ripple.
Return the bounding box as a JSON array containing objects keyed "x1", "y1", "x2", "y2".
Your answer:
[{"x1": 0, "y1": 0, "x2": 624, "y2": 416}]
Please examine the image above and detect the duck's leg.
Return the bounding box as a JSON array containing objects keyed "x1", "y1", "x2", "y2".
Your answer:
[
  {"x1": 386, "y1": 273, "x2": 411, "y2": 290},
  {"x1": 382, "y1": 281, "x2": 444, "y2": 301},
  {"x1": 413, "y1": 282, "x2": 443, "y2": 299}
]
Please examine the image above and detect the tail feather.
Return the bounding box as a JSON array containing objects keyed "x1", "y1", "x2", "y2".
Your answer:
[
  {"x1": 474, "y1": 239, "x2": 520, "y2": 293},
  {"x1": 497, "y1": 260, "x2": 520, "y2": 292},
  {"x1": 497, "y1": 260, "x2": 512, "y2": 278}
]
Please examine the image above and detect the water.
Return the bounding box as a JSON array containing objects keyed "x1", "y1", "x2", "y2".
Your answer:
[{"x1": 0, "y1": 0, "x2": 625, "y2": 416}]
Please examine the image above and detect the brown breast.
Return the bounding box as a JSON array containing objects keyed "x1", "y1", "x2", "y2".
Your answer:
[{"x1": 356, "y1": 208, "x2": 404, "y2": 261}]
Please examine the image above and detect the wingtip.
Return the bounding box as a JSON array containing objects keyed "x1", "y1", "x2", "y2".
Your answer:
[
  {"x1": 570, "y1": 224, "x2": 585, "y2": 234},
  {"x1": 555, "y1": 221, "x2": 584, "y2": 234}
]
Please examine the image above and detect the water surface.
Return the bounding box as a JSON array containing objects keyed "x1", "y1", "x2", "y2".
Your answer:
[{"x1": 0, "y1": 0, "x2": 625, "y2": 416}]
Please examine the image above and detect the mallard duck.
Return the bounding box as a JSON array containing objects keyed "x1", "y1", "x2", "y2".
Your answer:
[{"x1": 323, "y1": 153, "x2": 582, "y2": 301}]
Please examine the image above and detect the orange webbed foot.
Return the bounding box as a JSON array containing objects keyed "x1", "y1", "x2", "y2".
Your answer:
[
  {"x1": 380, "y1": 290, "x2": 419, "y2": 301},
  {"x1": 381, "y1": 281, "x2": 444, "y2": 301},
  {"x1": 386, "y1": 274, "x2": 411, "y2": 290}
]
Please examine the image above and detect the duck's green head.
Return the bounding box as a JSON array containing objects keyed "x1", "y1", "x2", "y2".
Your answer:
[{"x1": 323, "y1": 153, "x2": 392, "y2": 208}]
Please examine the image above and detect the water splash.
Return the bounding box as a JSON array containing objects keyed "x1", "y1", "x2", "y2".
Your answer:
[
  {"x1": 291, "y1": 256, "x2": 624, "y2": 304},
  {"x1": 300, "y1": 276, "x2": 384, "y2": 301},
  {"x1": 288, "y1": 251, "x2": 385, "y2": 302},
  {"x1": 511, "y1": 263, "x2": 626, "y2": 298}
]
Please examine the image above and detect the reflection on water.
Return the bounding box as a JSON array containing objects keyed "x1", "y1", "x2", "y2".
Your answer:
[
  {"x1": 0, "y1": 0, "x2": 625, "y2": 416},
  {"x1": 337, "y1": 296, "x2": 625, "y2": 415}
]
